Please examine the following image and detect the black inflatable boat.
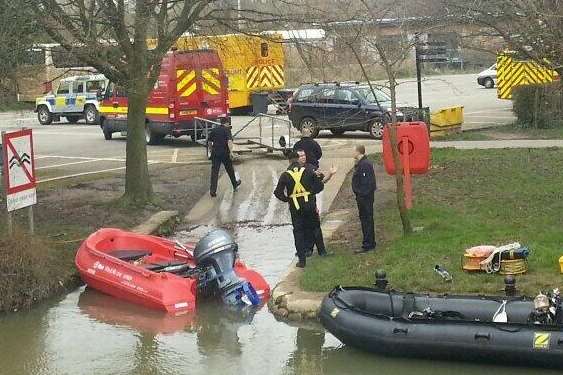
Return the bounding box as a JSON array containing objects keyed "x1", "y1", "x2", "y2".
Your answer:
[{"x1": 320, "y1": 286, "x2": 563, "y2": 368}]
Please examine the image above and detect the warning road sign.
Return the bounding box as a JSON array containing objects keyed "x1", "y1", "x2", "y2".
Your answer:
[{"x1": 2, "y1": 129, "x2": 36, "y2": 212}]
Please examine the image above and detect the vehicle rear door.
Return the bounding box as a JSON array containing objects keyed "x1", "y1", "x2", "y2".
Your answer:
[
  {"x1": 199, "y1": 67, "x2": 227, "y2": 118},
  {"x1": 175, "y1": 63, "x2": 200, "y2": 119},
  {"x1": 334, "y1": 88, "x2": 365, "y2": 127}
]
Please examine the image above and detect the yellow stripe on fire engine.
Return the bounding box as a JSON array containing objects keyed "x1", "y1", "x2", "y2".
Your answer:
[{"x1": 99, "y1": 106, "x2": 168, "y2": 115}]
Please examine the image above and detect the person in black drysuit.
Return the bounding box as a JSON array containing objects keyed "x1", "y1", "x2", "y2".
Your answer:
[
  {"x1": 352, "y1": 144, "x2": 377, "y2": 253},
  {"x1": 292, "y1": 127, "x2": 322, "y2": 170},
  {"x1": 295, "y1": 149, "x2": 336, "y2": 257},
  {"x1": 208, "y1": 123, "x2": 241, "y2": 197},
  {"x1": 274, "y1": 151, "x2": 324, "y2": 268}
]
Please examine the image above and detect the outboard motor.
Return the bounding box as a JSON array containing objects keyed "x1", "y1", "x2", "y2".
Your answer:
[{"x1": 194, "y1": 229, "x2": 260, "y2": 306}]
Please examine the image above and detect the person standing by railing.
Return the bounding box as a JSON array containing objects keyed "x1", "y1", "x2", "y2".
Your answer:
[{"x1": 208, "y1": 122, "x2": 241, "y2": 197}]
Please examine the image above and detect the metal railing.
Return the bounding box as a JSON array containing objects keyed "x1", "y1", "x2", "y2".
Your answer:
[{"x1": 256, "y1": 113, "x2": 294, "y2": 151}]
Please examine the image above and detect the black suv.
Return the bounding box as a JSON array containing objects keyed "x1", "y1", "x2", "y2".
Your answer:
[{"x1": 288, "y1": 82, "x2": 403, "y2": 138}]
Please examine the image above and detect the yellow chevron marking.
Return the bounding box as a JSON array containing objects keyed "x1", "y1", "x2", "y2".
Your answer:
[
  {"x1": 177, "y1": 70, "x2": 196, "y2": 93},
  {"x1": 180, "y1": 83, "x2": 197, "y2": 97},
  {"x1": 246, "y1": 66, "x2": 260, "y2": 89},
  {"x1": 202, "y1": 82, "x2": 219, "y2": 95},
  {"x1": 202, "y1": 69, "x2": 221, "y2": 88},
  {"x1": 497, "y1": 54, "x2": 557, "y2": 99}
]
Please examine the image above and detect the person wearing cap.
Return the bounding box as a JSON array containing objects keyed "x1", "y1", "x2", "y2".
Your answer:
[
  {"x1": 274, "y1": 151, "x2": 325, "y2": 268},
  {"x1": 208, "y1": 121, "x2": 241, "y2": 197},
  {"x1": 293, "y1": 127, "x2": 323, "y2": 170},
  {"x1": 352, "y1": 144, "x2": 377, "y2": 253}
]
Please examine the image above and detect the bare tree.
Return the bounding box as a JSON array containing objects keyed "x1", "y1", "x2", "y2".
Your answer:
[
  {"x1": 0, "y1": 2, "x2": 38, "y2": 104},
  {"x1": 318, "y1": 1, "x2": 423, "y2": 235},
  {"x1": 30, "y1": 1, "x2": 217, "y2": 206}
]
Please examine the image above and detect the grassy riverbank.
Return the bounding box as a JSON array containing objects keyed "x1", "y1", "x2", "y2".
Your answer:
[
  {"x1": 0, "y1": 164, "x2": 210, "y2": 312},
  {"x1": 438, "y1": 123, "x2": 563, "y2": 141},
  {"x1": 302, "y1": 148, "x2": 563, "y2": 296}
]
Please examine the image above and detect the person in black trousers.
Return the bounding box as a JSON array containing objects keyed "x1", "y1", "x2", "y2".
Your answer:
[
  {"x1": 274, "y1": 151, "x2": 324, "y2": 268},
  {"x1": 352, "y1": 144, "x2": 376, "y2": 253},
  {"x1": 208, "y1": 123, "x2": 241, "y2": 197},
  {"x1": 295, "y1": 149, "x2": 336, "y2": 257},
  {"x1": 292, "y1": 127, "x2": 322, "y2": 170}
]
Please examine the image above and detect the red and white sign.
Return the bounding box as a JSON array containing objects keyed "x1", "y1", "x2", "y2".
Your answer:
[{"x1": 2, "y1": 129, "x2": 36, "y2": 212}]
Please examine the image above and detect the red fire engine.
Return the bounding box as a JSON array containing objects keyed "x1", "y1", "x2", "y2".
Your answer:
[{"x1": 99, "y1": 50, "x2": 230, "y2": 145}]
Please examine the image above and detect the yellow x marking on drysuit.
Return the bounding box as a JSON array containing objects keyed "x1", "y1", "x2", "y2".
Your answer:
[{"x1": 287, "y1": 167, "x2": 310, "y2": 210}]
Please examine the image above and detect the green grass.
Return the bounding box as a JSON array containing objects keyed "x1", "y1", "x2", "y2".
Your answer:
[
  {"x1": 0, "y1": 101, "x2": 35, "y2": 112},
  {"x1": 437, "y1": 123, "x2": 563, "y2": 141},
  {"x1": 434, "y1": 130, "x2": 494, "y2": 141},
  {"x1": 505, "y1": 124, "x2": 563, "y2": 139},
  {"x1": 301, "y1": 148, "x2": 563, "y2": 296}
]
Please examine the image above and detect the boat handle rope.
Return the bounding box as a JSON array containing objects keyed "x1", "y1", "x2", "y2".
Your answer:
[{"x1": 331, "y1": 291, "x2": 393, "y2": 321}]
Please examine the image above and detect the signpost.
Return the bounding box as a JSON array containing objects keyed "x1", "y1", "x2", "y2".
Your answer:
[
  {"x1": 1, "y1": 129, "x2": 36, "y2": 234},
  {"x1": 414, "y1": 37, "x2": 449, "y2": 109}
]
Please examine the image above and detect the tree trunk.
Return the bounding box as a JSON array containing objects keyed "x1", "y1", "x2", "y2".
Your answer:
[
  {"x1": 122, "y1": 83, "x2": 153, "y2": 206},
  {"x1": 388, "y1": 79, "x2": 413, "y2": 235}
]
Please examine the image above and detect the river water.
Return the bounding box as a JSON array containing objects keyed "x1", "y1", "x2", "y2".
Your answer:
[{"x1": 0, "y1": 224, "x2": 560, "y2": 375}]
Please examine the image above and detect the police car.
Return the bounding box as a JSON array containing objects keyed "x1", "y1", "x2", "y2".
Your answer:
[{"x1": 35, "y1": 74, "x2": 108, "y2": 125}]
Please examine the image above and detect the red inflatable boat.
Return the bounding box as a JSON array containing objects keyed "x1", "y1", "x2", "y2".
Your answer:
[{"x1": 75, "y1": 228, "x2": 270, "y2": 313}]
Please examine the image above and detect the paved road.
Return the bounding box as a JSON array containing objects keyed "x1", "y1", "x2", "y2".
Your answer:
[
  {"x1": 395, "y1": 73, "x2": 514, "y2": 130},
  {"x1": 0, "y1": 73, "x2": 521, "y2": 183}
]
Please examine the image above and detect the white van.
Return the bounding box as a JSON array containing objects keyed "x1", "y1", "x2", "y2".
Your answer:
[{"x1": 477, "y1": 64, "x2": 497, "y2": 89}]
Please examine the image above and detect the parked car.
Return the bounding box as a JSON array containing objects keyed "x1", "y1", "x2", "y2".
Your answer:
[
  {"x1": 287, "y1": 82, "x2": 403, "y2": 139},
  {"x1": 100, "y1": 49, "x2": 230, "y2": 145},
  {"x1": 35, "y1": 74, "x2": 108, "y2": 125},
  {"x1": 477, "y1": 64, "x2": 497, "y2": 88}
]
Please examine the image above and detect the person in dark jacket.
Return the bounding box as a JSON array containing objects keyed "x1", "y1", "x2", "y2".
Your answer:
[
  {"x1": 274, "y1": 151, "x2": 325, "y2": 268},
  {"x1": 296, "y1": 149, "x2": 336, "y2": 257},
  {"x1": 208, "y1": 123, "x2": 241, "y2": 197},
  {"x1": 293, "y1": 127, "x2": 322, "y2": 170},
  {"x1": 352, "y1": 144, "x2": 377, "y2": 253}
]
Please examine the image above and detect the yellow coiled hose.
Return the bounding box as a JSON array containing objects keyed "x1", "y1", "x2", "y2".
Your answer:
[{"x1": 499, "y1": 259, "x2": 528, "y2": 275}]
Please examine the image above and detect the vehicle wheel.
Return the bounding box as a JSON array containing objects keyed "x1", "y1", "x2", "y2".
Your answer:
[
  {"x1": 299, "y1": 117, "x2": 320, "y2": 138},
  {"x1": 369, "y1": 119, "x2": 385, "y2": 139},
  {"x1": 37, "y1": 106, "x2": 53, "y2": 125},
  {"x1": 145, "y1": 126, "x2": 163, "y2": 145},
  {"x1": 66, "y1": 115, "x2": 80, "y2": 123},
  {"x1": 102, "y1": 123, "x2": 113, "y2": 140},
  {"x1": 84, "y1": 105, "x2": 99, "y2": 125},
  {"x1": 330, "y1": 129, "x2": 346, "y2": 136},
  {"x1": 484, "y1": 77, "x2": 494, "y2": 89}
]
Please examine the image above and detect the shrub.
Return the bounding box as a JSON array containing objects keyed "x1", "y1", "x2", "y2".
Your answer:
[{"x1": 512, "y1": 82, "x2": 563, "y2": 129}]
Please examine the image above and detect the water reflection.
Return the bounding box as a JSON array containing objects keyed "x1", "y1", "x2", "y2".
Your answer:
[{"x1": 286, "y1": 328, "x2": 325, "y2": 375}]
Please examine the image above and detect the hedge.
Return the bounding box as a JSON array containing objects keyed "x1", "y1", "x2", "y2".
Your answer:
[{"x1": 512, "y1": 81, "x2": 563, "y2": 129}]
